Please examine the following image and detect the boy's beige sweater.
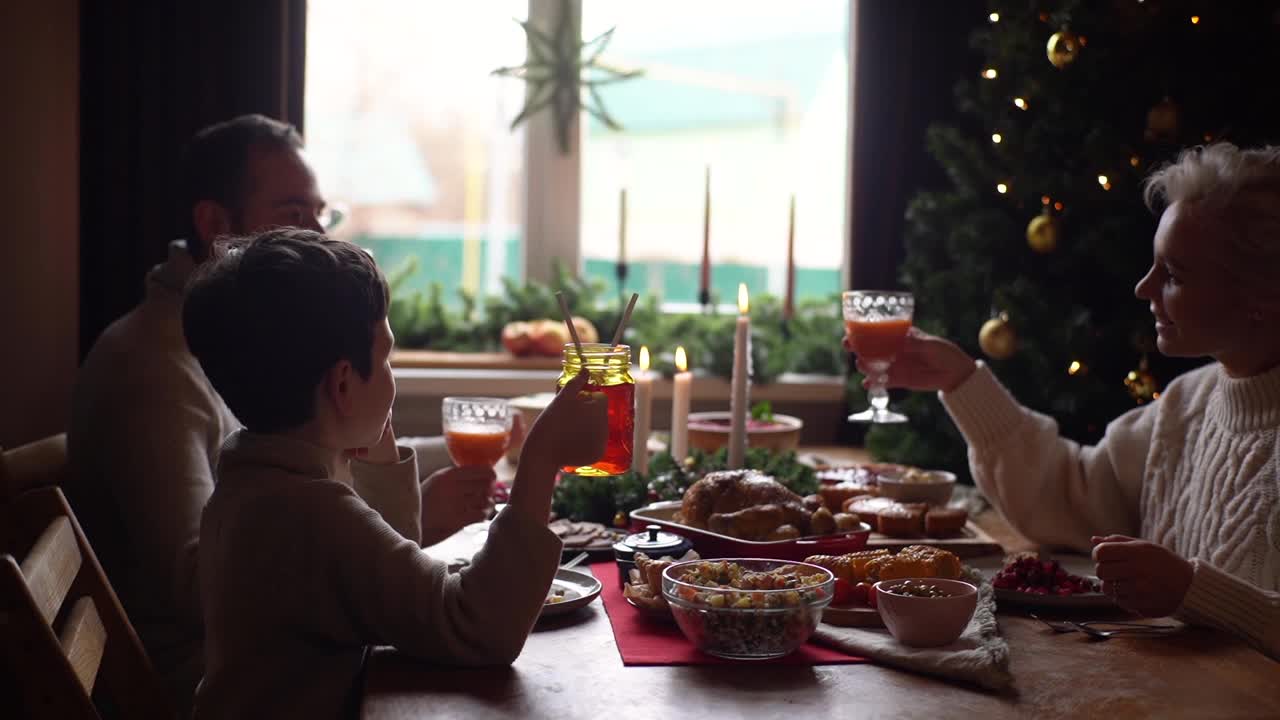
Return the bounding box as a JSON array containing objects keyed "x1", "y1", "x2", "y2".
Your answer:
[
  {"x1": 942, "y1": 361, "x2": 1280, "y2": 658},
  {"x1": 192, "y1": 430, "x2": 561, "y2": 720}
]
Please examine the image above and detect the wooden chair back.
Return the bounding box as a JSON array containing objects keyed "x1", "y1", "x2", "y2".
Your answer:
[
  {"x1": 0, "y1": 487, "x2": 172, "y2": 719},
  {"x1": 1, "y1": 433, "x2": 70, "y2": 502}
]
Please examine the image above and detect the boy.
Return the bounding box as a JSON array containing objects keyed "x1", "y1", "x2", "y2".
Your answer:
[{"x1": 183, "y1": 228, "x2": 607, "y2": 719}]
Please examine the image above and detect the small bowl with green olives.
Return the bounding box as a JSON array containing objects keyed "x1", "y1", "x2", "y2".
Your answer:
[{"x1": 874, "y1": 578, "x2": 978, "y2": 648}]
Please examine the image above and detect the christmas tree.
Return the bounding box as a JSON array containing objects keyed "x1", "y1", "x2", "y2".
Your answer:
[{"x1": 866, "y1": 0, "x2": 1280, "y2": 477}]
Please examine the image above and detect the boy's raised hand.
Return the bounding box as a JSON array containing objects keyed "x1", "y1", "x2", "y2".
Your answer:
[{"x1": 521, "y1": 370, "x2": 608, "y2": 471}]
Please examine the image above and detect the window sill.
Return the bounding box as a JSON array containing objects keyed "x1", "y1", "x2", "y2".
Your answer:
[
  {"x1": 391, "y1": 350, "x2": 844, "y2": 402},
  {"x1": 390, "y1": 350, "x2": 849, "y2": 442}
]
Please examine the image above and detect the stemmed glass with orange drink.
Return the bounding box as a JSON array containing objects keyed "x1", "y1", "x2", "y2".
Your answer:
[
  {"x1": 442, "y1": 397, "x2": 514, "y2": 467},
  {"x1": 842, "y1": 290, "x2": 914, "y2": 424}
]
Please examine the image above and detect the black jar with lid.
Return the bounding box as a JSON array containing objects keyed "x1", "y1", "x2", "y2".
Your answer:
[{"x1": 612, "y1": 525, "x2": 693, "y2": 589}]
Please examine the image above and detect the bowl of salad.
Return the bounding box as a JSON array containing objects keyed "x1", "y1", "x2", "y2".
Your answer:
[{"x1": 661, "y1": 558, "x2": 835, "y2": 660}]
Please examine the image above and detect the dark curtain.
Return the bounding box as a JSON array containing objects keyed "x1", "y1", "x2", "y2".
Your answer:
[
  {"x1": 79, "y1": 0, "x2": 306, "y2": 357},
  {"x1": 848, "y1": 0, "x2": 984, "y2": 290}
]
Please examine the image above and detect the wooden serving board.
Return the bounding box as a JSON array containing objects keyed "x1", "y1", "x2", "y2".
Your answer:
[
  {"x1": 864, "y1": 520, "x2": 1003, "y2": 559},
  {"x1": 823, "y1": 603, "x2": 884, "y2": 628}
]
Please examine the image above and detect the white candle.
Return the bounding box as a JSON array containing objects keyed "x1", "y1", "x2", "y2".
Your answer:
[
  {"x1": 727, "y1": 283, "x2": 751, "y2": 469},
  {"x1": 632, "y1": 345, "x2": 653, "y2": 474},
  {"x1": 670, "y1": 346, "x2": 692, "y2": 463}
]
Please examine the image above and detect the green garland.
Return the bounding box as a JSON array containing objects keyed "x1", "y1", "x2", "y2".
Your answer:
[
  {"x1": 386, "y1": 258, "x2": 848, "y2": 383},
  {"x1": 550, "y1": 447, "x2": 819, "y2": 525}
]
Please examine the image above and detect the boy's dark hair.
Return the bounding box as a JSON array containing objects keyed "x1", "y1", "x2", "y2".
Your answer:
[
  {"x1": 180, "y1": 114, "x2": 304, "y2": 260},
  {"x1": 183, "y1": 228, "x2": 390, "y2": 434}
]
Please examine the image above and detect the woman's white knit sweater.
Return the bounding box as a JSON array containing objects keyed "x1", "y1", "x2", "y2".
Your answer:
[{"x1": 940, "y1": 361, "x2": 1280, "y2": 658}]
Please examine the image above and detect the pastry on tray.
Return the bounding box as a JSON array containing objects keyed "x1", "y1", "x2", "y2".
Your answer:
[
  {"x1": 806, "y1": 545, "x2": 962, "y2": 584},
  {"x1": 925, "y1": 507, "x2": 968, "y2": 537}
]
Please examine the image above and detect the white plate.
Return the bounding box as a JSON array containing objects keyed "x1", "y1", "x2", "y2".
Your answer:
[
  {"x1": 994, "y1": 576, "x2": 1114, "y2": 609},
  {"x1": 540, "y1": 567, "x2": 602, "y2": 617}
]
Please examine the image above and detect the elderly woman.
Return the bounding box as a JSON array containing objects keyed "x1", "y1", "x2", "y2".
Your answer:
[{"x1": 848, "y1": 143, "x2": 1280, "y2": 657}]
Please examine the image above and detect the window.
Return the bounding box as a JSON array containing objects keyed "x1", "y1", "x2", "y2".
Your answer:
[
  {"x1": 305, "y1": 0, "x2": 849, "y2": 310},
  {"x1": 580, "y1": 1, "x2": 850, "y2": 307},
  {"x1": 305, "y1": 0, "x2": 528, "y2": 302}
]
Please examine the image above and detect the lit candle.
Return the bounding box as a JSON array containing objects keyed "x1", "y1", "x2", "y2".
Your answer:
[
  {"x1": 727, "y1": 284, "x2": 751, "y2": 469},
  {"x1": 670, "y1": 346, "x2": 692, "y2": 463},
  {"x1": 698, "y1": 166, "x2": 711, "y2": 306},
  {"x1": 783, "y1": 194, "x2": 796, "y2": 322},
  {"x1": 632, "y1": 345, "x2": 653, "y2": 474}
]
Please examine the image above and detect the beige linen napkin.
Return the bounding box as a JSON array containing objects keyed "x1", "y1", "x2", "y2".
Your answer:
[{"x1": 810, "y1": 568, "x2": 1012, "y2": 690}]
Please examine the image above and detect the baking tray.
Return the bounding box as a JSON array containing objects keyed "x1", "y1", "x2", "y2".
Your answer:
[{"x1": 629, "y1": 501, "x2": 872, "y2": 560}]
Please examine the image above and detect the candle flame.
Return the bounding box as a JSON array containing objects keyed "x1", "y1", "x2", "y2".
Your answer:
[
  {"x1": 639, "y1": 345, "x2": 650, "y2": 371},
  {"x1": 675, "y1": 346, "x2": 688, "y2": 372},
  {"x1": 737, "y1": 283, "x2": 750, "y2": 314}
]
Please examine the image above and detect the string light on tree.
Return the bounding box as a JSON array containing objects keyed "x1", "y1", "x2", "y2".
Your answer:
[
  {"x1": 989, "y1": 12, "x2": 1000, "y2": 23},
  {"x1": 996, "y1": 182, "x2": 1009, "y2": 194},
  {"x1": 1190, "y1": 15, "x2": 1201, "y2": 25},
  {"x1": 982, "y1": 68, "x2": 998, "y2": 79},
  {"x1": 1067, "y1": 360, "x2": 1086, "y2": 376},
  {"x1": 1013, "y1": 97, "x2": 1028, "y2": 110},
  {"x1": 1130, "y1": 155, "x2": 1141, "y2": 168},
  {"x1": 1098, "y1": 174, "x2": 1112, "y2": 190},
  {"x1": 992, "y1": 132, "x2": 1003, "y2": 144},
  {"x1": 1125, "y1": 355, "x2": 1160, "y2": 404}
]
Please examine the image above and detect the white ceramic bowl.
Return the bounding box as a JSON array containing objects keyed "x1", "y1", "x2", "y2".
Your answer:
[
  {"x1": 875, "y1": 469, "x2": 957, "y2": 506},
  {"x1": 875, "y1": 577, "x2": 978, "y2": 647}
]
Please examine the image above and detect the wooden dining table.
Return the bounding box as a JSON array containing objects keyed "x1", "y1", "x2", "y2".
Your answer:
[{"x1": 362, "y1": 449, "x2": 1280, "y2": 720}]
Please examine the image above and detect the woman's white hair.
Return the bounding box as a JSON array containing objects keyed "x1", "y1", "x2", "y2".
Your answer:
[{"x1": 1144, "y1": 143, "x2": 1280, "y2": 300}]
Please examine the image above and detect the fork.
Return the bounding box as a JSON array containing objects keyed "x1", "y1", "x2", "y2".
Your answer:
[
  {"x1": 1030, "y1": 613, "x2": 1177, "y2": 634},
  {"x1": 1068, "y1": 621, "x2": 1180, "y2": 639}
]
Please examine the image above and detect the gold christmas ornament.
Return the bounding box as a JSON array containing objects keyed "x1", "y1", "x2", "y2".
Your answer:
[
  {"x1": 1125, "y1": 356, "x2": 1160, "y2": 404},
  {"x1": 979, "y1": 313, "x2": 1017, "y2": 360},
  {"x1": 1046, "y1": 29, "x2": 1081, "y2": 69},
  {"x1": 1026, "y1": 213, "x2": 1060, "y2": 253},
  {"x1": 1145, "y1": 96, "x2": 1180, "y2": 143}
]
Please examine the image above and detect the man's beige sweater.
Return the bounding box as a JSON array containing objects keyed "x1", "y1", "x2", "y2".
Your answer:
[
  {"x1": 192, "y1": 431, "x2": 561, "y2": 720},
  {"x1": 941, "y1": 361, "x2": 1280, "y2": 658}
]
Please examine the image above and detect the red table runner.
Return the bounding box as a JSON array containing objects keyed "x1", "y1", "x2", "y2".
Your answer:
[{"x1": 591, "y1": 561, "x2": 868, "y2": 666}]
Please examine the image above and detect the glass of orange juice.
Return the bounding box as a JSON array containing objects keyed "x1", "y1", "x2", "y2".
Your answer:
[
  {"x1": 842, "y1": 290, "x2": 914, "y2": 424},
  {"x1": 442, "y1": 397, "x2": 513, "y2": 467}
]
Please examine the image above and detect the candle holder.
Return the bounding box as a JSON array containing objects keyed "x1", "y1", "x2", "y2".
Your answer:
[{"x1": 558, "y1": 343, "x2": 636, "y2": 476}]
